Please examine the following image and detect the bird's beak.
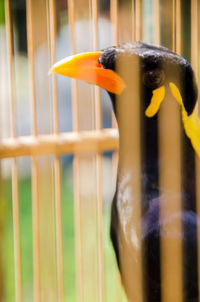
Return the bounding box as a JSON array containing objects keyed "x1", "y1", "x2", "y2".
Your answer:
[{"x1": 49, "y1": 52, "x2": 126, "y2": 95}]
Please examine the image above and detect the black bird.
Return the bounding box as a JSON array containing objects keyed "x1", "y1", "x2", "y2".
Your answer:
[{"x1": 51, "y1": 42, "x2": 200, "y2": 302}]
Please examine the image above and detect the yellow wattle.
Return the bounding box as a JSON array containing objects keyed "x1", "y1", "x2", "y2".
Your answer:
[
  {"x1": 145, "y1": 86, "x2": 165, "y2": 117},
  {"x1": 169, "y1": 82, "x2": 200, "y2": 157}
]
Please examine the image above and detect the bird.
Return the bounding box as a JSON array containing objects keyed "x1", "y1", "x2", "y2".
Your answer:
[{"x1": 50, "y1": 42, "x2": 200, "y2": 302}]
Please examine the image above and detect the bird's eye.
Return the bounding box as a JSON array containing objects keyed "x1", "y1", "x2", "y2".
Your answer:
[{"x1": 143, "y1": 69, "x2": 165, "y2": 89}]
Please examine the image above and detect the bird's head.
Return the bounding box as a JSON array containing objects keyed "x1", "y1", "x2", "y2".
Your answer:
[
  {"x1": 98, "y1": 42, "x2": 198, "y2": 115},
  {"x1": 50, "y1": 42, "x2": 200, "y2": 156}
]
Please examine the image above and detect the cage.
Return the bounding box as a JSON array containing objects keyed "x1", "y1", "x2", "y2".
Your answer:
[{"x1": 0, "y1": 0, "x2": 200, "y2": 302}]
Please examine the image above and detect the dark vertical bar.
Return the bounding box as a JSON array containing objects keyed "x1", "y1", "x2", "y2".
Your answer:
[{"x1": 181, "y1": 1, "x2": 199, "y2": 302}]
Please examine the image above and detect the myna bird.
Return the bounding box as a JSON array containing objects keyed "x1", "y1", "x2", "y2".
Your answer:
[{"x1": 50, "y1": 42, "x2": 200, "y2": 302}]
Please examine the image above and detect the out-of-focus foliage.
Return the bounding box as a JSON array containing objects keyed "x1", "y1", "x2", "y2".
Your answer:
[{"x1": 0, "y1": 0, "x2": 5, "y2": 24}]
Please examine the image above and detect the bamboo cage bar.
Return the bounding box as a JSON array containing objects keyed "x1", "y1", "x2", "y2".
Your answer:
[
  {"x1": 54, "y1": 156, "x2": 64, "y2": 302},
  {"x1": 48, "y1": 0, "x2": 64, "y2": 301},
  {"x1": 5, "y1": 0, "x2": 15, "y2": 139},
  {"x1": 73, "y1": 155, "x2": 83, "y2": 302},
  {"x1": 68, "y1": 1, "x2": 84, "y2": 301},
  {"x1": 120, "y1": 3, "x2": 143, "y2": 301},
  {"x1": 91, "y1": 1, "x2": 105, "y2": 301},
  {"x1": 31, "y1": 157, "x2": 40, "y2": 302},
  {"x1": 190, "y1": 0, "x2": 200, "y2": 299},
  {"x1": 49, "y1": 0, "x2": 59, "y2": 136},
  {"x1": 110, "y1": 0, "x2": 118, "y2": 132},
  {"x1": 153, "y1": 0, "x2": 160, "y2": 46},
  {"x1": 174, "y1": 0, "x2": 181, "y2": 55},
  {"x1": 131, "y1": 0, "x2": 142, "y2": 42},
  {"x1": 5, "y1": 1, "x2": 22, "y2": 302},
  {"x1": 116, "y1": 55, "x2": 143, "y2": 302},
  {"x1": 26, "y1": 0, "x2": 37, "y2": 138},
  {"x1": 11, "y1": 160, "x2": 22, "y2": 302},
  {"x1": 110, "y1": 0, "x2": 119, "y2": 45},
  {"x1": 26, "y1": 0, "x2": 41, "y2": 301},
  {"x1": 0, "y1": 129, "x2": 119, "y2": 159},
  {"x1": 155, "y1": 1, "x2": 183, "y2": 301},
  {"x1": 131, "y1": 0, "x2": 136, "y2": 42},
  {"x1": 135, "y1": 0, "x2": 142, "y2": 42},
  {"x1": 109, "y1": 2, "x2": 124, "y2": 300}
]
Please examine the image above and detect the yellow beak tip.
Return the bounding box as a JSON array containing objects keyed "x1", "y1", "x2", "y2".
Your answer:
[{"x1": 48, "y1": 66, "x2": 56, "y2": 75}]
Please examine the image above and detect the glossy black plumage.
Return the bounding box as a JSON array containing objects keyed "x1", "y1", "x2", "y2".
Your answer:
[{"x1": 99, "y1": 42, "x2": 199, "y2": 302}]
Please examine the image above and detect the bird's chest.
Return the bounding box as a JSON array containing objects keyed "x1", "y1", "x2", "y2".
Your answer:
[{"x1": 115, "y1": 164, "x2": 159, "y2": 247}]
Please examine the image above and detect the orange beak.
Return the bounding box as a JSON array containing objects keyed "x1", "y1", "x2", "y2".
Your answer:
[{"x1": 49, "y1": 52, "x2": 125, "y2": 95}]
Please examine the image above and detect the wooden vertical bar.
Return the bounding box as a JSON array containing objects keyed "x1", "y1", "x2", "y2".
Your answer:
[
  {"x1": 54, "y1": 156, "x2": 64, "y2": 302},
  {"x1": 48, "y1": 0, "x2": 64, "y2": 301},
  {"x1": 153, "y1": 0, "x2": 160, "y2": 45},
  {"x1": 191, "y1": 0, "x2": 198, "y2": 73},
  {"x1": 109, "y1": 2, "x2": 123, "y2": 301},
  {"x1": 5, "y1": 0, "x2": 15, "y2": 139},
  {"x1": 135, "y1": 0, "x2": 142, "y2": 42},
  {"x1": 11, "y1": 160, "x2": 22, "y2": 302},
  {"x1": 153, "y1": 1, "x2": 183, "y2": 301},
  {"x1": 49, "y1": 0, "x2": 59, "y2": 136},
  {"x1": 117, "y1": 56, "x2": 143, "y2": 302},
  {"x1": 196, "y1": 160, "x2": 200, "y2": 299},
  {"x1": 132, "y1": 0, "x2": 142, "y2": 42},
  {"x1": 110, "y1": 0, "x2": 118, "y2": 130},
  {"x1": 26, "y1": 0, "x2": 37, "y2": 138},
  {"x1": 68, "y1": 1, "x2": 83, "y2": 301},
  {"x1": 5, "y1": 1, "x2": 22, "y2": 302},
  {"x1": 31, "y1": 157, "x2": 40, "y2": 302},
  {"x1": 175, "y1": 0, "x2": 181, "y2": 55},
  {"x1": 26, "y1": 0, "x2": 40, "y2": 301},
  {"x1": 131, "y1": 0, "x2": 136, "y2": 42},
  {"x1": 172, "y1": 0, "x2": 176, "y2": 52},
  {"x1": 68, "y1": 0, "x2": 79, "y2": 132},
  {"x1": 110, "y1": 0, "x2": 119, "y2": 45},
  {"x1": 190, "y1": 1, "x2": 200, "y2": 300},
  {"x1": 91, "y1": 1, "x2": 104, "y2": 302}
]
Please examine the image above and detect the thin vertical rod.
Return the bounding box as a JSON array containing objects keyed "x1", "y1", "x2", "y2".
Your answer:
[
  {"x1": 5, "y1": 0, "x2": 15, "y2": 138},
  {"x1": 110, "y1": 0, "x2": 118, "y2": 129},
  {"x1": 26, "y1": 0, "x2": 37, "y2": 137},
  {"x1": 68, "y1": 1, "x2": 83, "y2": 301},
  {"x1": 73, "y1": 155, "x2": 83, "y2": 302},
  {"x1": 49, "y1": 0, "x2": 59, "y2": 135},
  {"x1": 26, "y1": 1, "x2": 40, "y2": 300},
  {"x1": 110, "y1": 1, "x2": 122, "y2": 300},
  {"x1": 91, "y1": 1, "x2": 104, "y2": 301},
  {"x1": 174, "y1": 0, "x2": 181, "y2": 55},
  {"x1": 110, "y1": 0, "x2": 119, "y2": 45},
  {"x1": 153, "y1": 0, "x2": 160, "y2": 45},
  {"x1": 132, "y1": 0, "x2": 142, "y2": 42},
  {"x1": 131, "y1": 0, "x2": 136, "y2": 41},
  {"x1": 191, "y1": 0, "x2": 198, "y2": 72},
  {"x1": 68, "y1": 0, "x2": 79, "y2": 132},
  {"x1": 172, "y1": 0, "x2": 176, "y2": 52},
  {"x1": 172, "y1": 0, "x2": 181, "y2": 54},
  {"x1": 92, "y1": 0, "x2": 102, "y2": 130},
  {"x1": 48, "y1": 1, "x2": 64, "y2": 300},
  {"x1": 190, "y1": 0, "x2": 200, "y2": 299},
  {"x1": 31, "y1": 157, "x2": 40, "y2": 302},
  {"x1": 95, "y1": 154, "x2": 104, "y2": 302},
  {"x1": 54, "y1": 156, "x2": 64, "y2": 302},
  {"x1": 154, "y1": 1, "x2": 183, "y2": 301},
  {"x1": 135, "y1": 0, "x2": 142, "y2": 41},
  {"x1": 11, "y1": 159, "x2": 22, "y2": 302},
  {"x1": 5, "y1": 2, "x2": 22, "y2": 301}
]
